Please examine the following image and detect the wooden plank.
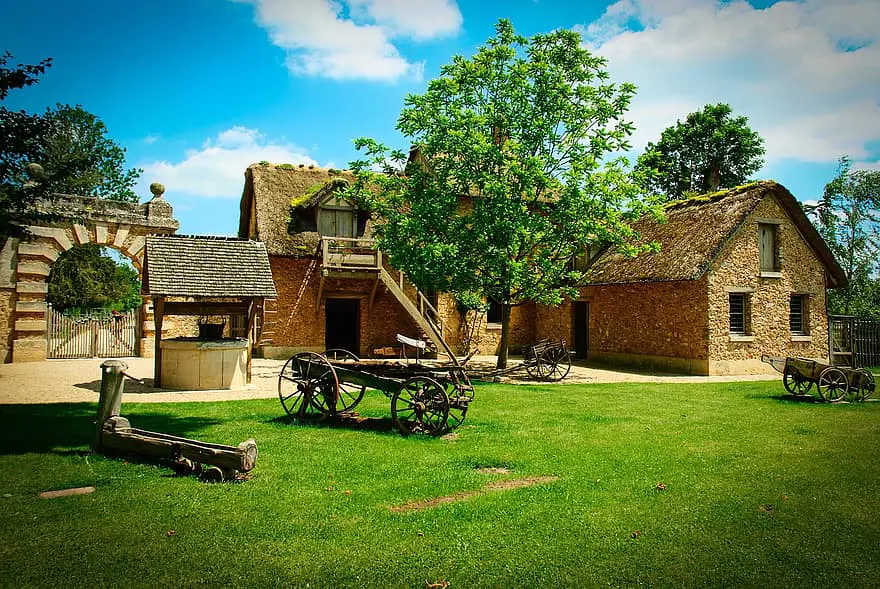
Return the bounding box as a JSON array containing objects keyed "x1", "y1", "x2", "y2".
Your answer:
[
  {"x1": 162, "y1": 301, "x2": 249, "y2": 316},
  {"x1": 153, "y1": 297, "x2": 164, "y2": 387}
]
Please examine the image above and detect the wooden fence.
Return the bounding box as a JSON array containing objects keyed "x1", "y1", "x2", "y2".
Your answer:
[
  {"x1": 829, "y1": 315, "x2": 880, "y2": 368},
  {"x1": 47, "y1": 306, "x2": 139, "y2": 359}
]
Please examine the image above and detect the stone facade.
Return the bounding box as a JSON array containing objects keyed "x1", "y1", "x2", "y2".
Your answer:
[
  {"x1": 260, "y1": 257, "x2": 424, "y2": 358},
  {"x1": 706, "y1": 195, "x2": 829, "y2": 374},
  {"x1": 0, "y1": 193, "x2": 178, "y2": 363}
]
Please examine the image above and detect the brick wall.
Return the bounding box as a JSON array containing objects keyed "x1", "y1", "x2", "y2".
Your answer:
[
  {"x1": 707, "y1": 194, "x2": 829, "y2": 374},
  {"x1": 261, "y1": 257, "x2": 422, "y2": 358}
]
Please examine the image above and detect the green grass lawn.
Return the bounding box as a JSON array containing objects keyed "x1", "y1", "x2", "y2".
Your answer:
[{"x1": 1, "y1": 381, "x2": 878, "y2": 588}]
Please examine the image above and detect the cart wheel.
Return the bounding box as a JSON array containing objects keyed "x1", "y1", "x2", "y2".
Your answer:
[
  {"x1": 324, "y1": 349, "x2": 366, "y2": 412},
  {"x1": 278, "y1": 352, "x2": 339, "y2": 419},
  {"x1": 524, "y1": 356, "x2": 545, "y2": 380},
  {"x1": 324, "y1": 349, "x2": 360, "y2": 362},
  {"x1": 855, "y1": 369, "x2": 875, "y2": 401},
  {"x1": 817, "y1": 367, "x2": 849, "y2": 402},
  {"x1": 442, "y1": 382, "x2": 473, "y2": 431},
  {"x1": 783, "y1": 367, "x2": 813, "y2": 396},
  {"x1": 392, "y1": 376, "x2": 449, "y2": 435},
  {"x1": 540, "y1": 347, "x2": 572, "y2": 382}
]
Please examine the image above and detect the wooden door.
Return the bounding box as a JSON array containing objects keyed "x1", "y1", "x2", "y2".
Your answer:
[
  {"x1": 759, "y1": 224, "x2": 776, "y2": 271},
  {"x1": 325, "y1": 298, "x2": 360, "y2": 356},
  {"x1": 573, "y1": 301, "x2": 589, "y2": 359}
]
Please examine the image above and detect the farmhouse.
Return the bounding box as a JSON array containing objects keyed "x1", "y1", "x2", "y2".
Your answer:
[{"x1": 239, "y1": 164, "x2": 845, "y2": 375}]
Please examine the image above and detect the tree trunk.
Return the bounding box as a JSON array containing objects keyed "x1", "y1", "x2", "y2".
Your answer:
[
  {"x1": 707, "y1": 162, "x2": 721, "y2": 193},
  {"x1": 496, "y1": 302, "x2": 511, "y2": 369}
]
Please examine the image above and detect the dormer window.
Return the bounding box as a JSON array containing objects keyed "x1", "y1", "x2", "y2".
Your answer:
[{"x1": 317, "y1": 194, "x2": 357, "y2": 238}]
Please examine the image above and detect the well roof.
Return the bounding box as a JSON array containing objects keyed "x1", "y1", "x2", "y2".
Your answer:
[
  {"x1": 143, "y1": 235, "x2": 277, "y2": 297},
  {"x1": 238, "y1": 164, "x2": 354, "y2": 256},
  {"x1": 587, "y1": 181, "x2": 846, "y2": 287}
]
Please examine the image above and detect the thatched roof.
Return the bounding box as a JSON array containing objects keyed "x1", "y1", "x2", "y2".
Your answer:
[
  {"x1": 143, "y1": 235, "x2": 277, "y2": 297},
  {"x1": 588, "y1": 181, "x2": 846, "y2": 287},
  {"x1": 238, "y1": 164, "x2": 355, "y2": 256}
]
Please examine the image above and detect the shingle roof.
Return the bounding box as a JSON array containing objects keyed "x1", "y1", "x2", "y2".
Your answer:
[
  {"x1": 587, "y1": 181, "x2": 846, "y2": 287},
  {"x1": 143, "y1": 235, "x2": 277, "y2": 297},
  {"x1": 238, "y1": 164, "x2": 355, "y2": 256}
]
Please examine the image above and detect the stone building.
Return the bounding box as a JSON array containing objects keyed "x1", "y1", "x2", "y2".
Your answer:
[
  {"x1": 242, "y1": 167, "x2": 843, "y2": 375},
  {"x1": 536, "y1": 181, "x2": 846, "y2": 374}
]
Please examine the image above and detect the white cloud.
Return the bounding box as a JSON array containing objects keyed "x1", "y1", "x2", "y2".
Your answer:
[
  {"x1": 578, "y1": 0, "x2": 880, "y2": 164},
  {"x1": 239, "y1": 0, "x2": 461, "y2": 81},
  {"x1": 143, "y1": 134, "x2": 160, "y2": 145},
  {"x1": 139, "y1": 126, "x2": 318, "y2": 199}
]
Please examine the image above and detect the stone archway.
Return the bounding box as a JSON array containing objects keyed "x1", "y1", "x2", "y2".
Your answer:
[{"x1": 0, "y1": 187, "x2": 178, "y2": 362}]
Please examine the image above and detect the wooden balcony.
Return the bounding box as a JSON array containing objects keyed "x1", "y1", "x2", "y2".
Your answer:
[{"x1": 321, "y1": 237, "x2": 381, "y2": 277}]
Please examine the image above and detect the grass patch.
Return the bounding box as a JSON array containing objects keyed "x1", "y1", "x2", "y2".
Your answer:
[{"x1": 0, "y1": 382, "x2": 878, "y2": 587}]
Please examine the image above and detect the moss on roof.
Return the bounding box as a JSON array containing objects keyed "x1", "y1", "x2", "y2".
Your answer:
[{"x1": 588, "y1": 180, "x2": 846, "y2": 286}]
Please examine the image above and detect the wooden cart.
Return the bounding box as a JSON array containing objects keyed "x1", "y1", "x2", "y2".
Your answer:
[
  {"x1": 278, "y1": 349, "x2": 474, "y2": 435},
  {"x1": 762, "y1": 355, "x2": 875, "y2": 402},
  {"x1": 470, "y1": 338, "x2": 572, "y2": 382}
]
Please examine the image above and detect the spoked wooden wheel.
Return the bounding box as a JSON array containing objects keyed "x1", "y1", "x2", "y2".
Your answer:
[
  {"x1": 391, "y1": 376, "x2": 449, "y2": 435},
  {"x1": 540, "y1": 347, "x2": 572, "y2": 381},
  {"x1": 278, "y1": 352, "x2": 339, "y2": 419},
  {"x1": 324, "y1": 349, "x2": 366, "y2": 412},
  {"x1": 441, "y1": 382, "x2": 473, "y2": 431},
  {"x1": 524, "y1": 356, "x2": 545, "y2": 380},
  {"x1": 783, "y1": 367, "x2": 813, "y2": 396},
  {"x1": 855, "y1": 369, "x2": 875, "y2": 401},
  {"x1": 817, "y1": 367, "x2": 849, "y2": 402}
]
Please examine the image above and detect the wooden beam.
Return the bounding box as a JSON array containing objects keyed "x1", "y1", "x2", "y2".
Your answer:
[
  {"x1": 368, "y1": 276, "x2": 380, "y2": 311},
  {"x1": 316, "y1": 275, "x2": 325, "y2": 317},
  {"x1": 153, "y1": 297, "x2": 164, "y2": 388},
  {"x1": 162, "y1": 301, "x2": 249, "y2": 316},
  {"x1": 246, "y1": 299, "x2": 258, "y2": 384}
]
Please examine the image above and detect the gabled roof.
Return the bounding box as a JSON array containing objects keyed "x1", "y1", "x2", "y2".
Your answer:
[
  {"x1": 143, "y1": 235, "x2": 277, "y2": 297},
  {"x1": 238, "y1": 163, "x2": 354, "y2": 256},
  {"x1": 588, "y1": 181, "x2": 846, "y2": 288}
]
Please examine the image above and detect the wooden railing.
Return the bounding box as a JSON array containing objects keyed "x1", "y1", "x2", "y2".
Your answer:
[
  {"x1": 321, "y1": 237, "x2": 381, "y2": 269},
  {"x1": 319, "y1": 236, "x2": 451, "y2": 355}
]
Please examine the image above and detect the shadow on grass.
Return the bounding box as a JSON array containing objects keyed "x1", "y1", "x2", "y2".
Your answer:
[
  {"x1": 769, "y1": 394, "x2": 824, "y2": 404},
  {"x1": 267, "y1": 413, "x2": 401, "y2": 435},
  {"x1": 0, "y1": 403, "x2": 223, "y2": 455},
  {"x1": 73, "y1": 378, "x2": 160, "y2": 394}
]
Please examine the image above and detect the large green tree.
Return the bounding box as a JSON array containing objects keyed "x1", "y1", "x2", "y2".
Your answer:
[
  {"x1": 814, "y1": 156, "x2": 880, "y2": 318},
  {"x1": 1, "y1": 52, "x2": 141, "y2": 238},
  {"x1": 347, "y1": 20, "x2": 662, "y2": 368},
  {"x1": 635, "y1": 103, "x2": 765, "y2": 200},
  {"x1": 47, "y1": 245, "x2": 140, "y2": 313}
]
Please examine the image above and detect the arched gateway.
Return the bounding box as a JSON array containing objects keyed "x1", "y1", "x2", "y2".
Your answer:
[{"x1": 0, "y1": 186, "x2": 178, "y2": 362}]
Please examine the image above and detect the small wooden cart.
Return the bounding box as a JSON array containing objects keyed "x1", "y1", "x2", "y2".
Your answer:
[
  {"x1": 470, "y1": 338, "x2": 572, "y2": 382},
  {"x1": 762, "y1": 355, "x2": 875, "y2": 402},
  {"x1": 278, "y1": 349, "x2": 474, "y2": 435}
]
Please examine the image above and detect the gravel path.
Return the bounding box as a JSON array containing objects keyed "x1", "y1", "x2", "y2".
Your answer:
[{"x1": 0, "y1": 356, "x2": 777, "y2": 405}]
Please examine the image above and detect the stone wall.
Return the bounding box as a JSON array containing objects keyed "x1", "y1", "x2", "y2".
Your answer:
[
  {"x1": 261, "y1": 257, "x2": 423, "y2": 358},
  {"x1": 0, "y1": 288, "x2": 14, "y2": 363},
  {"x1": 535, "y1": 280, "x2": 710, "y2": 373},
  {"x1": 707, "y1": 194, "x2": 829, "y2": 374}
]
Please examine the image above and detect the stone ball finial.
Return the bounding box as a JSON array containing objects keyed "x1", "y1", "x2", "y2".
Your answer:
[
  {"x1": 149, "y1": 182, "x2": 165, "y2": 198},
  {"x1": 25, "y1": 162, "x2": 45, "y2": 179}
]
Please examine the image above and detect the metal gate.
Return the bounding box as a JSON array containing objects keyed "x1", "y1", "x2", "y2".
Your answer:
[{"x1": 47, "y1": 306, "x2": 139, "y2": 359}]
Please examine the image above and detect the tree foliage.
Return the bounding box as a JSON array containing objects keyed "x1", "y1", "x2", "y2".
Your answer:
[
  {"x1": 814, "y1": 156, "x2": 880, "y2": 318},
  {"x1": 47, "y1": 245, "x2": 141, "y2": 313},
  {"x1": 1, "y1": 52, "x2": 141, "y2": 238},
  {"x1": 635, "y1": 103, "x2": 765, "y2": 200},
  {"x1": 347, "y1": 20, "x2": 662, "y2": 367}
]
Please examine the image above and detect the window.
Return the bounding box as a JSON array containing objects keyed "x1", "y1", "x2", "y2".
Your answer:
[
  {"x1": 729, "y1": 293, "x2": 748, "y2": 335},
  {"x1": 486, "y1": 299, "x2": 502, "y2": 324},
  {"x1": 317, "y1": 207, "x2": 356, "y2": 238},
  {"x1": 758, "y1": 223, "x2": 778, "y2": 272},
  {"x1": 789, "y1": 294, "x2": 808, "y2": 335}
]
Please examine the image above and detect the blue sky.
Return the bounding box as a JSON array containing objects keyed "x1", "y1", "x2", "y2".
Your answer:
[{"x1": 2, "y1": 0, "x2": 878, "y2": 236}]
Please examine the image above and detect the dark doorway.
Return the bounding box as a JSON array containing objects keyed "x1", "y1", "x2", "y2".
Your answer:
[
  {"x1": 573, "y1": 301, "x2": 589, "y2": 359},
  {"x1": 325, "y1": 298, "x2": 360, "y2": 355}
]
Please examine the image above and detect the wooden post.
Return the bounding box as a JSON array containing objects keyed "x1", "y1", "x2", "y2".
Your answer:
[
  {"x1": 94, "y1": 359, "x2": 127, "y2": 451},
  {"x1": 246, "y1": 298, "x2": 258, "y2": 384},
  {"x1": 153, "y1": 297, "x2": 165, "y2": 387}
]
